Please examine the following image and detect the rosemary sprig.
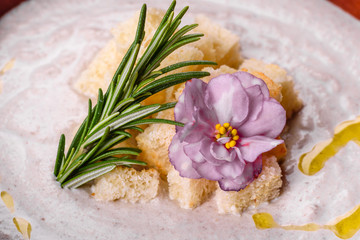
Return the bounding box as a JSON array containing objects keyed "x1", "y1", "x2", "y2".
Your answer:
[{"x1": 53, "y1": 0, "x2": 217, "y2": 188}]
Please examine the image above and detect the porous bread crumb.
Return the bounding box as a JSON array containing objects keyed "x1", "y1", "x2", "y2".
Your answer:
[
  {"x1": 193, "y1": 15, "x2": 242, "y2": 68},
  {"x1": 240, "y1": 59, "x2": 303, "y2": 118},
  {"x1": 111, "y1": 8, "x2": 165, "y2": 56},
  {"x1": 171, "y1": 65, "x2": 238, "y2": 101},
  {"x1": 167, "y1": 166, "x2": 217, "y2": 209},
  {"x1": 74, "y1": 39, "x2": 121, "y2": 99},
  {"x1": 200, "y1": 65, "x2": 238, "y2": 82},
  {"x1": 74, "y1": 9, "x2": 166, "y2": 100},
  {"x1": 159, "y1": 45, "x2": 204, "y2": 105},
  {"x1": 215, "y1": 155, "x2": 282, "y2": 215},
  {"x1": 136, "y1": 109, "x2": 175, "y2": 176},
  {"x1": 93, "y1": 166, "x2": 160, "y2": 203}
]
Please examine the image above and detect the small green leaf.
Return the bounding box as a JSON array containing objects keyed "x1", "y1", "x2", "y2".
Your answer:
[
  {"x1": 127, "y1": 126, "x2": 144, "y2": 133},
  {"x1": 62, "y1": 165, "x2": 116, "y2": 189},
  {"x1": 89, "y1": 147, "x2": 142, "y2": 163},
  {"x1": 95, "y1": 134, "x2": 131, "y2": 155},
  {"x1": 155, "y1": 60, "x2": 217, "y2": 76},
  {"x1": 78, "y1": 158, "x2": 146, "y2": 174},
  {"x1": 123, "y1": 118, "x2": 184, "y2": 128},
  {"x1": 134, "y1": 71, "x2": 210, "y2": 98},
  {"x1": 89, "y1": 89, "x2": 104, "y2": 130},
  {"x1": 113, "y1": 97, "x2": 135, "y2": 113},
  {"x1": 54, "y1": 134, "x2": 65, "y2": 177}
]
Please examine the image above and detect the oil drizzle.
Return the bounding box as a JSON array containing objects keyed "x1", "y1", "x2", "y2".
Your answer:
[
  {"x1": 1, "y1": 191, "x2": 15, "y2": 213},
  {"x1": 253, "y1": 204, "x2": 360, "y2": 239},
  {"x1": 13, "y1": 217, "x2": 32, "y2": 240},
  {"x1": 0, "y1": 58, "x2": 15, "y2": 94},
  {"x1": 1, "y1": 190, "x2": 32, "y2": 239},
  {"x1": 298, "y1": 116, "x2": 360, "y2": 175},
  {"x1": 0, "y1": 58, "x2": 16, "y2": 75}
]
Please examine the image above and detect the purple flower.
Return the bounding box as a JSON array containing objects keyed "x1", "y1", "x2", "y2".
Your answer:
[{"x1": 168, "y1": 72, "x2": 286, "y2": 191}]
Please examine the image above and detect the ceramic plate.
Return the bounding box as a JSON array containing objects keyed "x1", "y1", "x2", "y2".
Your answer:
[{"x1": 1, "y1": 0, "x2": 360, "y2": 239}]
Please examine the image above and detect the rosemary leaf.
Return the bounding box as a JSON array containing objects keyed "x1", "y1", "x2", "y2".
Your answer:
[
  {"x1": 133, "y1": 71, "x2": 210, "y2": 97},
  {"x1": 78, "y1": 158, "x2": 146, "y2": 174},
  {"x1": 123, "y1": 118, "x2": 185, "y2": 128},
  {"x1": 54, "y1": 134, "x2": 65, "y2": 177},
  {"x1": 88, "y1": 148, "x2": 142, "y2": 163},
  {"x1": 89, "y1": 89, "x2": 104, "y2": 130},
  {"x1": 62, "y1": 165, "x2": 116, "y2": 189}
]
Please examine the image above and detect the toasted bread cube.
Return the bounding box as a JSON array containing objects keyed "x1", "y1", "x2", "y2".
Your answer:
[
  {"x1": 215, "y1": 156, "x2": 282, "y2": 215},
  {"x1": 240, "y1": 59, "x2": 303, "y2": 118},
  {"x1": 167, "y1": 166, "x2": 217, "y2": 209},
  {"x1": 161, "y1": 44, "x2": 204, "y2": 103},
  {"x1": 92, "y1": 166, "x2": 160, "y2": 203},
  {"x1": 74, "y1": 39, "x2": 121, "y2": 98},
  {"x1": 171, "y1": 65, "x2": 238, "y2": 101},
  {"x1": 136, "y1": 109, "x2": 175, "y2": 176},
  {"x1": 193, "y1": 15, "x2": 242, "y2": 68},
  {"x1": 74, "y1": 9, "x2": 166, "y2": 99}
]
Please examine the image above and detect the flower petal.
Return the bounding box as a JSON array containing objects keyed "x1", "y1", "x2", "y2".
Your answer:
[
  {"x1": 238, "y1": 98, "x2": 286, "y2": 138},
  {"x1": 242, "y1": 84, "x2": 264, "y2": 122},
  {"x1": 218, "y1": 156, "x2": 262, "y2": 191},
  {"x1": 174, "y1": 79, "x2": 208, "y2": 132},
  {"x1": 168, "y1": 134, "x2": 201, "y2": 179},
  {"x1": 180, "y1": 107, "x2": 216, "y2": 143},
  {"x1": 233, "y1": 71, "x2": 270, "y2": 99},
  {"x1": 192, "y1": 161, "x2": 223, "y2": 181},
  {"x1": 239, "y1": 136, "x2": 284, "y2": 162},
  {"x1": 217, "y1": 137, "x2": 231, "y2": 144},
  {"x1": 216, "y1": 158, "x2": 245, "y2": 179},
  {"x1": 205, "y1": 74, "x2": 249, "y2": 124},
  {"x1": 183, "y1": 141, "x2": 205, "y2": 163},
  {"x1": 199, "y1": 138, "x2": 228, "y2": 165},
  {"x1": 210, "y1": 141, "x2": 235, "y2": 162}
]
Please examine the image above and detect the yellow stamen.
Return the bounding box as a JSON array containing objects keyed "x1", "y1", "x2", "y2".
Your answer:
[
  {"x1": 214, "y1": 122, "x2": 240, "y2": 149},
  {"x1": 219, "y1": 126, "x2": 226, "y2": 134},
  {"x1": 231, "y1": 129, "x2": 237, "y2": 136},
  {"x1": 229, "y1": 140, "x2": 236, "y2": 148}
]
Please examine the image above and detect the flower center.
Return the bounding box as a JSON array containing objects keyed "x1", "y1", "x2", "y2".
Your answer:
[{"x1": 215, "y1": 123, "x2": 240, "y2": 149}]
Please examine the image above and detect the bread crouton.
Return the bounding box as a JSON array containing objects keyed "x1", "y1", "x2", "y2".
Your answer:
[
  {"x1": 171, "y1": 65, "x2": 238, "y2": 101},
  {"x1": 240, "y1": 59, "x2": 303, "y2": 118},
  {"x1": 215, "y1": 155, "x2": 282, "y2": 215},
  {"x1": 193, "y1": 15, "x2": 242, "y2": 68},
  {"x1": 167, "y1": 166, "x2": 217, "y2": 209},
  {"x1": 92, "y1": 166, "x2": 160, "y2": 203},
  {"x1": 74, "y1": 8, "x2": 166, "y2": 100},
  {"x1": 136, "y1": 109, "x2": 175, "y2": 176}
]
